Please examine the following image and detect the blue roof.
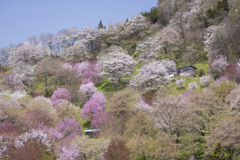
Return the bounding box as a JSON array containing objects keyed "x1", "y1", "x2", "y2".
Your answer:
[{"x1": 84, "y1": 129, "x2": 101, "y2": 132}]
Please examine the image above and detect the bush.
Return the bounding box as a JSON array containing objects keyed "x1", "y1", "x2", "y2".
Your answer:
[
  {"x1": 213, "y1": 80, "x2": 235, "y2": 100},
  {"x1": 198, "y1": 69, "x2": 205, "y2": 77}
]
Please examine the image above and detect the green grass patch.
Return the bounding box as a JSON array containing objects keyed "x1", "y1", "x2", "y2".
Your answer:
[
  {"x1": 168, "y1": 76, "x2": 205, "y2": 95},
  {"x1": 96, "y1": 79, "x2": 127, "y2": 93},
  {"x1": 194, "y1": 62, "x2": 209, "y2": 75}
]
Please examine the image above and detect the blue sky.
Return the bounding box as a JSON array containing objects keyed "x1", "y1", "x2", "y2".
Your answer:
[{"x1": 0, "y1": 0, "x2": 157, "y2": 48}]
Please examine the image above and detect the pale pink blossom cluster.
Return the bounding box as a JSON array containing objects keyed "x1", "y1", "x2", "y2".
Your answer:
[
  {"x1": 176, "y1": 78, "x2": 185, "y2": 89},
  {"x1": 14, "y1": 129, "x2": 52, "y2": 149},
  {"x1": 187, "y1": 82, "x2": 198, "y2": 90},
  {"x1": 200, "y1": 75, "x2": 211, "y2": 86},
  {"x1": 79, "y1": 82, "x2": 97, "y2": 99},
  {"x1": 57, "y1": 143, "x2": 80, "y2": 160},
  {"x1": 211, "y1": 55, "x2": 228, "y2": 74}
]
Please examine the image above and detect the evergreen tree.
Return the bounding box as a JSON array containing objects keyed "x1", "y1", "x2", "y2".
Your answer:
[
  {"x1": 98, "y1": 20, "x2": 104, "y2": 29},
  {"x1": 221, "y1": 0, "x2": 229, "y2": 11}
]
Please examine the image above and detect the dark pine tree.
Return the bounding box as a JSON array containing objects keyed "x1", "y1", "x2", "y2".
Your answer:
[
  {"x1": 221, "y1": 0, "x2": 229, "y2": 11},
  {"x1": 98, "y1": 20, "x2": 104, "y2": 29}
]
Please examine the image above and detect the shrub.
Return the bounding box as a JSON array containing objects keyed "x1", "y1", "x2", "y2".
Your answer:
[
  {"x1": 213, "y1": 80, "x2": 235, "y2": 100},
  {"x1": 26, "y1": 97, "x2": 57, "y2": 128}
]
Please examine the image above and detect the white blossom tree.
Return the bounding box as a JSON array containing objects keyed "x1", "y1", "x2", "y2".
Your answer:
[
  {"x1": 8, "y1": 41, "x2": 46, "y2": 67},
  {"x1": 98, "y1": 48, "x2": 136, "y2": 84},
  {"x1": 130, "y1": 60, "x2": 176, "y2": 91},
  {"x1": 61, "y1": 27, "x2": 99, "y2": 61}
]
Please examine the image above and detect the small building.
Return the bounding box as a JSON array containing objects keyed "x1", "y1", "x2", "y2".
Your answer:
[
  {"x1": 176, "y1": 66, "x2": 197, "y2": 77},
  {"x1": 84, "y1": 129, "x2": 100, "y2": 137}
]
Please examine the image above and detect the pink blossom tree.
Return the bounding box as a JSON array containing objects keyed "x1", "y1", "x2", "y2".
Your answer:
[
  {"x1": 89, "y1": 91, "x2": 106, "y2": 108},
  {"x1": 81, "y1": 100, "x2": 104, "y2": 120},
  {"x1": 74, "y1": 61, "x2": 90, "y2": 77},
  {"x1": 187, "y1": 82, "x2": 198, "y2": 91},
  {"x1": 91, "y1": 113, "x2": 113, "y2": 129},
  {"x1": 51, "y1": 88, "x2": 72, "y2": 107},
  {"x1": 42, "y1": 117, "x2": 82, "y2": 140},
  {"x1": 74, "y1": 60, "x2": 99, "y2": 84},
  {"x1": 200, "y1": 75, "x2": 211, "y2": 87}
]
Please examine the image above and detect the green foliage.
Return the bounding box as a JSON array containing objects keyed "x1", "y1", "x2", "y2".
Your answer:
[
  {"x1": 197, "y1": 69, "x2": 205, "y2": 77},
  {"x1": 206, "y1": 0, "x2": 229, "y2": 19},
  {"x1": 178, "y1": 134, "x2": 206, "y2": 160},
  {"x1": 213, "y1": 80, "x2": 235, "y2": 100},
  {"x1": 95, "y1": 79, "x2": 127, "y2": 93},
  {"x1": 211, "y1": 143, "x2": 231, "y2": 160},
  {"x1": 98, "y1": 20, "x2": 105, "y2": 29},
  {"x1": 142, "y1": 7, "x2": 159, "y2": 23}
]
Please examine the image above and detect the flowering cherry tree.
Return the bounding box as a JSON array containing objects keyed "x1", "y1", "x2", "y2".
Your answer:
[
  {"x1": 8, "y1": 41, "x2": 45, "y2": 67},
  {"x1": 187, "y1": 82, "x2": 198, "y2": 91},
  {"x1": 12, "y1": 61, "x2": 36, "y2": 87},
  {"x1": 42, "y1": 117, "x2": 82, "y2": 140},
  {"x1": 90, "y1": 91, "x2": 106, "y2": 108},
  {"x1": 3, "y1": 73, "x2": 24, "y2": 91},
  {"x1": 61, "y1": 27, "x2": 99, "y2": 61},
  {"x1": 200, "y1": 75, "x2": 211, "y2": 86},
  {"x1": 74, "y1": 61, "x2": 99, "y2": 84},
  {"x1": 79, "y1": 82, "x2": 97, "y2": 100},
  {"x1": 98, "y1": 48, "x2": 136, "y2": 84},
  {"x1": 130, "y1": 60, "x2": 176, "y2": 91},
  {"x1": 176, "y1": 78, "x2": 185, "y2": 89},
  {"x1": 211, "y1": 55, "x2": 228, "y2": 77},
  {"x1": 58, "y1": 144, "x2": 80, "y2": 160},
  {"x1": 51, "y1": 88, "x2": 72, "y2": 106},
  {"x1": 81, "y1": 100, "x2": 104, "y2": 120}
]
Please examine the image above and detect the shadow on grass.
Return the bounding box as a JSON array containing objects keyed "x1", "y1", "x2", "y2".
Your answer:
[{"x1": 96, "y1": 79, "x2": 127, "y2": 93}]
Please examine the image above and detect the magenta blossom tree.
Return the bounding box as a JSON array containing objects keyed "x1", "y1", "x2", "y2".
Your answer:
[
  {"x1": 81, "y1": 100, "x2": 104, "y2": 120},
  {"x1": 44, "y1": 117, "x2": 82, "y2": 140},
  {"x1": 91, "y1": 113, "x2": 113, "y2": 129},
  {"x1": 81, "y1": 61, "x2": 99, "y2": 84},
  {"x1": 74, "y1": 60, "x2": 99, "y2": 84},
  {"x1": 51, "y1": 88, "x2": 72, "y2": 106},
  {"x1": 89, "y1": 91, "x2": 106, "y2": 108}
]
